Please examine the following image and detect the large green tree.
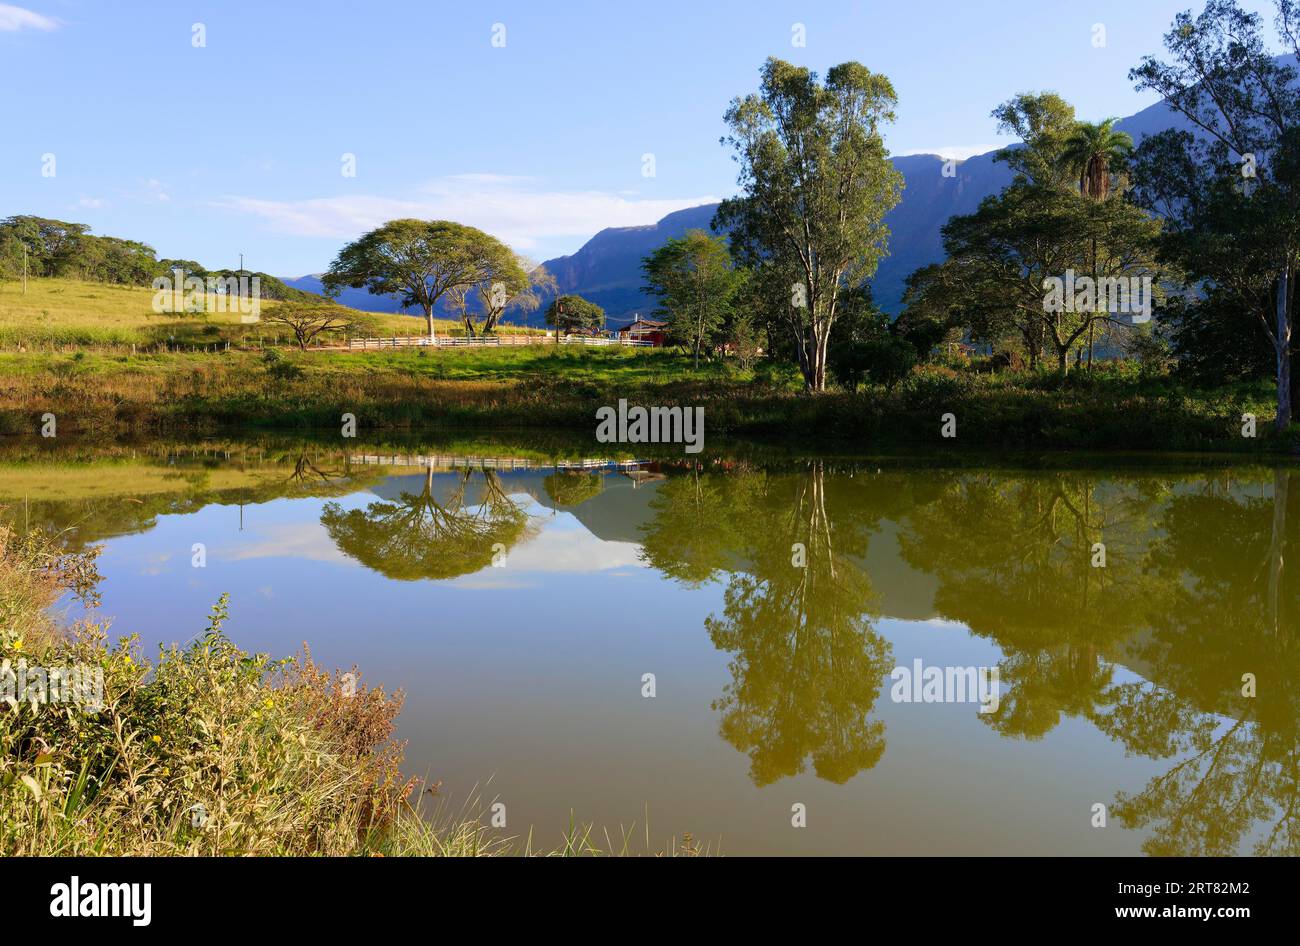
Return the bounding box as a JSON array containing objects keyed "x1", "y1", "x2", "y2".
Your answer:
[
  {"x1": 641, "y1": 229, "x2": 743, "y2": 367},
  {"x1": 716, "y1": 58, "x2": 904, "y2": 391},
  {"x1": 544, "y1": 294, "x2": 604, "y2": 335},
  {"x1": 907, "y1": 93, "x2": 1164, "y2": 375},
  {"x1": 321, "y1": 219, "x2": 514, "y2": 339},
  {"x1": 990, "y1": 92, "x2": 1079, "y2": 189},
  {"x1": 1131, "y1": 0, "x2": 1300, "y2": 429}
]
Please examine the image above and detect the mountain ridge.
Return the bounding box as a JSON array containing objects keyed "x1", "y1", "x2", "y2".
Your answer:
[{"x1": 281, "y1": 90, "x2": 1200, "y2": 324}]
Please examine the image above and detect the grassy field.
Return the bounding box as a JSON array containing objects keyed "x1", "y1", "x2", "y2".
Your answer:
[
  {"x1": 0, "y1": 341, "x2": 1291, "y2": 451},
  {"x1": 0, "y1": 277, "x2": 539, "y2": 350},
  {"x1": 0, "y1": 277, "x2": 1296, "y2": 452}
]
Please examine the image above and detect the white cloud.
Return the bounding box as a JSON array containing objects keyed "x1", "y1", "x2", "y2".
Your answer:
[
  {"x1": 896, "y1": 144, "x2": 1001, "y2": 161},
  {"x1": 217, "y1": 522, "x2": 351, "y2": 565},
  {"x1": 0, "y1": 4, "x2": 57, "y2": 31},
  {"x1": 76, "y1": 196, "x2": 107, "y2": 209},
  {"x1": 213, "y1": 175, "x2": 719, "y2": 252},
  {"x1": 143, "y1": 179, "x2": 171, "y2": 202}
]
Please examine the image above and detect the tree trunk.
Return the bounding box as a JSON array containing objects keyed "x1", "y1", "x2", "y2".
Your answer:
[
  {"x1": 1276, "y1": 265, "x2": 1292, "y2": 431},
  {"x1": 424, "y1": 303, "x2": 435, "y2": 340},
  {"x1": 794, "y1": 324, "x2": 815, "y2": 391},
  {"x1": 1057, "y1": 346, "x2": 1070, "y2": 377},
  {"x1": 810, "y1": 324, "x2": 829, "y2": 392}
]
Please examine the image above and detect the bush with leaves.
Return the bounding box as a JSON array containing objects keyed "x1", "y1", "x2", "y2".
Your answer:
[
  {"x1": 262, "y1": 348, "x2": 304, "y2": 384},
  {"x1": 1, "y1": 530, "x2": 412, "y2": 855}
]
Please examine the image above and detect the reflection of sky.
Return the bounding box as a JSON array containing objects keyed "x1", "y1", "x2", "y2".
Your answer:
[{"x1": 55, "y1": 473, "x2": 1212, "y2": 855}]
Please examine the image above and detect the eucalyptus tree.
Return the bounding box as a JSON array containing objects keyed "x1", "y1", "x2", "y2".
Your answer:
[
  {"x1": 716, "y1": 58, "x2": 904, "y2": 391},
  {"x1": 703, "y1": 463, "x2": 892, "y2": 785},
  {"x1": 641, "y1": 230, "x2": 743, "y2": 367},
  {"x1": 1131, "y1": 0, "x2": 1300, "y2": 429}
]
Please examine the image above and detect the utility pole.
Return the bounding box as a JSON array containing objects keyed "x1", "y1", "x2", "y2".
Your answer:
[
  {"x1": 239, "y1": 253, "x2": 244, "y2": 274},
  {"x1": 22, "y1": 244, "x2": 27, "y2": 294}
]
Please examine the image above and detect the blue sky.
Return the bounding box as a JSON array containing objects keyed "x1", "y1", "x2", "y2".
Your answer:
[{"x1": 0, "y1": 0, "x2": 1280, "y2": 276}]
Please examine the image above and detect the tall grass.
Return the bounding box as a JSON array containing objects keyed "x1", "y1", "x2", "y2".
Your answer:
[
  {"x1": 0, "y1": 529, "x2": 709, "y2": 856},
  {"x1": 0, "y1": 345, "x2": 1291, "y2": 451}
]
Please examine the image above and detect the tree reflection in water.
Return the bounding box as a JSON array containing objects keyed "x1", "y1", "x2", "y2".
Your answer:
[
  {"x1": 9, "y1": 441, "x2": 1296, "y2": 852},
  {"x1": 897, "y1": 467, "x2": 1299, "y2": 855},
  {"x1": 321, "y1": 466, "x2": 535, "y2": 581},
  {"x1": 642, "y1": 460, "x2": 1298, "y2": 853},
  {"x1": 644, "y1": 461, "x2": 896, "y2": 786}
]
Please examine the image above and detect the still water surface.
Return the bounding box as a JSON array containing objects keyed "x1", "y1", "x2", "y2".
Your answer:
[{"x1": 4, "y1": 437, "x2": 1296, "y2": 855}]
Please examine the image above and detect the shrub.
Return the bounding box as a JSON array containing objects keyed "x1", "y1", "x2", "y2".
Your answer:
[
  {"x1": 1, "y1": 530, "x2": 413, "y2": 856},
  {"x1": 988, "y1": 349, "x2": 1026, "y2": 373},
  {"x1": 262, "y1": 348, "x2": 304, "y2": 383}
]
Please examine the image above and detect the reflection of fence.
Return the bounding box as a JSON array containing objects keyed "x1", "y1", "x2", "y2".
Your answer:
[{"x1": 348, "y1": 454, "x2": 646, "y2": 472}]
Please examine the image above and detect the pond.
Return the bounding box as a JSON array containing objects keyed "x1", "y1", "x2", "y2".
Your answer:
[{"x1": 3, "y1": 435, "x2": 1296, "y2": 855}]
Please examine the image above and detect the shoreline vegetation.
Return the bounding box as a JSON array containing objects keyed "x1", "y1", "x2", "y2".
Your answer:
[
  {"x1": 0, "y1": 340, "x2": 1294, "y2": 454},
  {"x1": 0, "y1": 528, "x2": 709, "y2": 856}
]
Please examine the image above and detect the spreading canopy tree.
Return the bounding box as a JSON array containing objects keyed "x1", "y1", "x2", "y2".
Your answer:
[
  {"x1": 321, "y1": 219, "x2": 515, "y2": 339},
  {"x1": 260, "y1": 301, "x2": 368, "y2": 351},
  {"x1": 321, "y1": 468, "x2": 533, "y2": 581}
]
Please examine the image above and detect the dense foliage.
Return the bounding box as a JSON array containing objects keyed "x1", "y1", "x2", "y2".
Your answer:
[{"x1": 0, "y1": 216, "x2": 315, "y2": 301}]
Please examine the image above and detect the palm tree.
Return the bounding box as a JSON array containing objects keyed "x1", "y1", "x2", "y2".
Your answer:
[
  {"x1": 1058, "y1": 119, "x2": 1135, "y2": 371},
  {"x1": 1057, "y1": 119, "x2": 1134, "y2": 200}
]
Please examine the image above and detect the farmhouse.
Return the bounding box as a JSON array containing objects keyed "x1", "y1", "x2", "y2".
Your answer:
[{"x1": 618, "y1": 315, "x2": 668, "y2": 347}]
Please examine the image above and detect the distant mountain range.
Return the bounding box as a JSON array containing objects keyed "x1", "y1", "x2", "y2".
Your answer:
[{"x1": 282, "y1": 90, "x2": 1199, "y2": 324}]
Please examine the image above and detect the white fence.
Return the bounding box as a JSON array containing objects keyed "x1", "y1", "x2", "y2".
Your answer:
[
  {"x1": 348, "y1": 333, "x2": 653, "y2": 351},
  {"x1": 347, "y1": 334, "x2": 540, "y2": 350},
  {"x1": 560, "y1": 336, "x2": 653, "y2": 348}
]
